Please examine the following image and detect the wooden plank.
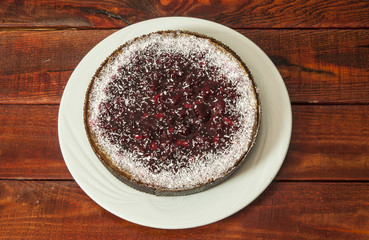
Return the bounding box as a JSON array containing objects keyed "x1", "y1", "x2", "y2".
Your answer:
[
  {"x1": 0, "y1": 105, "x2": 70, "y2": 179},
  {"x1": 278, "y1": 105, "x2": 369, "y2": 180},
  {"x1": 0, "y1": 30, "x2": 113, "y2": 104},
  {"x1": 243, "y1": 29, "x2": 369, "y2": 104},
  {"x1": 0, "y1": 105, "x2": 368, "y2": 180},
  {"x1": 0, "y1": 29, "x2": 368, "y2": 104},
  {"x1": 0, "y1": 0, "x2": 368, "y2": 29},
  {"x1": 0, "y1": 180, "x2": 368, "y2": 239}
]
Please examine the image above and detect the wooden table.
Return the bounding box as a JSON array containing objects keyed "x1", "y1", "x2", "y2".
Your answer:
[{"x1": 1, "y1": 1, "x2": 368, "y2": 239}]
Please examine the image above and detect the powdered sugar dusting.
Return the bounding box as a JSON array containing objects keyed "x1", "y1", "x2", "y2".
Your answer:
[{"x1": 87, "y1": 31, "x2": 258, "y2": 191}]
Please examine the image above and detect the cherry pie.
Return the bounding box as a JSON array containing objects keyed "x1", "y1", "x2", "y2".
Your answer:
[{"x1": 84, "y1": 31, "x2": 260, "y2": 196}]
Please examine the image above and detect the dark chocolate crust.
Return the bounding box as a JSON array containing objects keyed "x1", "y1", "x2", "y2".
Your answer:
[{"x1": 84, "y1": 30, "x2": 261, "y2": 196}]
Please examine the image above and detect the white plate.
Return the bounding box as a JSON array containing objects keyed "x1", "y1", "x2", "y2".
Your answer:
[{"x1": 58, "y1": 17, "x2": 292, "y2": 229}]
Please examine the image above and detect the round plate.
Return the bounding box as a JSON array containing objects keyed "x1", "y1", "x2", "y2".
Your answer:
[{"x1": 58, "y1": 17, "x2": 292, "y2": 229}]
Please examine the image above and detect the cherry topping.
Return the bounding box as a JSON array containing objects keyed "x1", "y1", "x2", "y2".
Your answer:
[{"x1": 96, "y1": 48, "x2": 241, "y2": 174}]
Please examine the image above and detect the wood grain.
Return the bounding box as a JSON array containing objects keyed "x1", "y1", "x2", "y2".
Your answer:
[
  {"x1": 0, "y1": 105, "x2": 69, "y2": 179},
  {"x1": 0, "y1": 30, "x2": 112, "y2": 104},
  {"x1": 278, "y1": 105, "x2": 369, "y2": 180},
  {"x1": 0, "y1": 180, "x2": 368, "y2": 239},
  {"x1": 243, "y1": 29, "x2": 369, "y2": 104},
  {"x1": 1, "y1": 29, "x2": 368, "y2": 104},
  {"x1": 0, "y1": 0, "x2": 368, "y2": 29},
  {"x1": 0, "y1": 104, "x2": 368, "y2": 180}
]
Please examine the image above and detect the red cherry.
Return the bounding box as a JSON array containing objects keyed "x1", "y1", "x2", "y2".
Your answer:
[
  {"x1": 176, "y1": 139, "x2": 189, "y2": 147},
  {"x1": 151, "y1": 142, "x2": 158, "y2": 150}
]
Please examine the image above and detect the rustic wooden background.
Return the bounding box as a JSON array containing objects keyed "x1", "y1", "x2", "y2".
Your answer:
[{"x1": 0, "y1": 0, "x2": 368, "y2": 239}]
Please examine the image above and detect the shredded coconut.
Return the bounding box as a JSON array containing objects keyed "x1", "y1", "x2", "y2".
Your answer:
[{"x1": 87, "y1": 31, "x2": 258, "y2": 190}]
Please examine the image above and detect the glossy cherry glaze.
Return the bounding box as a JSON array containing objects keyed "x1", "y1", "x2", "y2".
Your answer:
[{"x1": 96, "y1": 49, "x2": 241, "y2": 174}]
